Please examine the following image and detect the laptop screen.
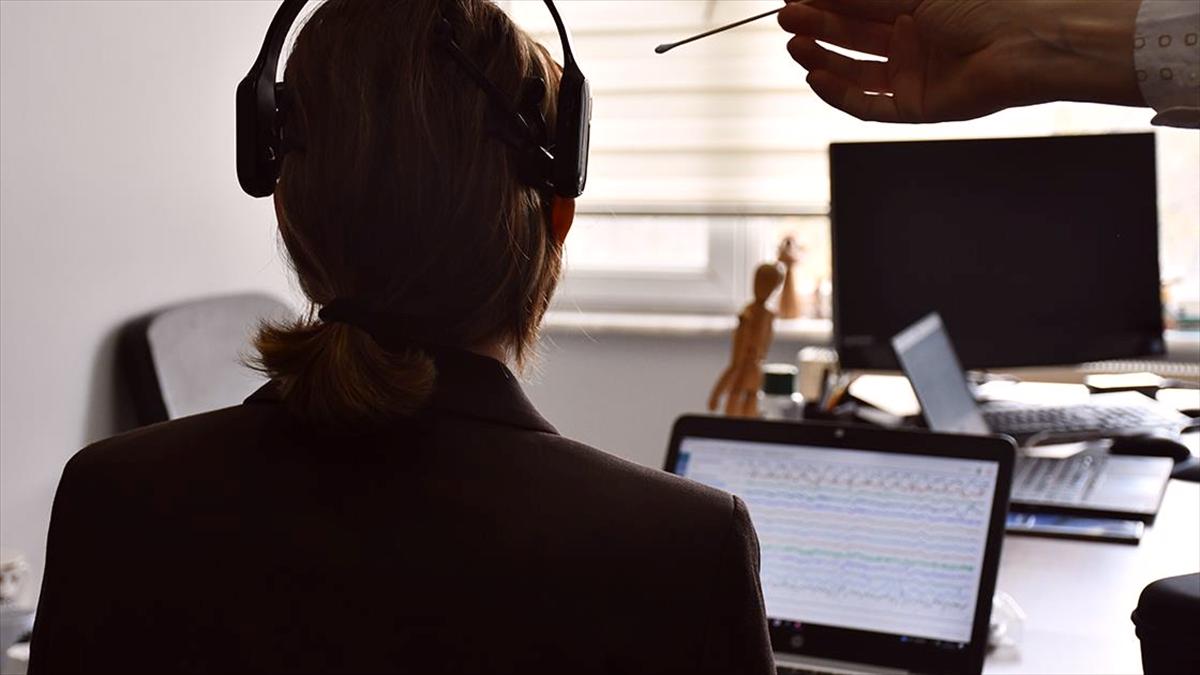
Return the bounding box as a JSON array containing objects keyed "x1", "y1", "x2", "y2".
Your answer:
[
  {"x1": 891, "y1": 313, "x2": 991, "y2": 435},
  {"x1": 675, "y1": 437, "x2": 998, "y2": 645}
]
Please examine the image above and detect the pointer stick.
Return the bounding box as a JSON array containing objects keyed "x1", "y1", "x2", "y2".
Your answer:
[{"x1": 655, "y1": 3, "x2": 807, "y2": 54}]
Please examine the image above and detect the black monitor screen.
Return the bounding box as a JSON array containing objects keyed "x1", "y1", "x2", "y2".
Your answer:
[{"x1": 831, "y1": 133, "x2": 1164, "y2": 370}]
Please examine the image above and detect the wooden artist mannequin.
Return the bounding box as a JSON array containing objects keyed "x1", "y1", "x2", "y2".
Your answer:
[
  {"x1": 777, "y1": 236, "x2": 805, "y2": 320},
  {"x1": 708, "y1": 263, "x2": 785, "y2": 417}
]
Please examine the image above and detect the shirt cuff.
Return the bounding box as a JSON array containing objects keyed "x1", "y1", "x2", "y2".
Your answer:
[{"x1": 1135, "y1": 0, "x2": 1200, "y2": 128}]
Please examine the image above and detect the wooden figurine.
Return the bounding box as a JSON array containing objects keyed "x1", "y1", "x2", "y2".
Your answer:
[
  {"x1": 708, "y1": 262, "x2": 785, "y2": 417},
  {"x1": 777, "y1": 236, "x2": 805, "y2": 319}
]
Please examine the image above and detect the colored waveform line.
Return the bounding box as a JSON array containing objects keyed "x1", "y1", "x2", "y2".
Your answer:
[
  {"x1": 762, "y1": 564, "x2": 977, "y2": 611},
  {"x1": 761, "y1": 556, "x2": 977, "y2": 588},
  {"x1": 737, "y1": 460, "x2": 994, "y2": 497},
  {"x1": 755, "y1": 511, "x2": 982, "y2": 537},
  {"x1": 743, "y1": 495, "x2": 988, "y2": 527},
  {"x1": 764, "y1": 580, "x2": 974, "y2": 613},
  {"x1": 741, "y1": 482, "x2": 989, "y2": 509},
  {"x1": 743, "y1": 489, "x2": 989, "y2": 518},
  {"x1": 760, "y1": 545, "x2": 977, "y2": 572},
  {"x1": 759, "y1": 532, "x2": 979, "y2": 558}
]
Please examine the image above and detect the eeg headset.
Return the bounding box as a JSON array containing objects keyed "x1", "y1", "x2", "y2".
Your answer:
[{"x1": 236, "y1": 0, "x2": 591, "y2": 199}]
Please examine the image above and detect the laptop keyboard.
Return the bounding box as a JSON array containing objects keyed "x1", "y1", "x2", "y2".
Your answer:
[
  {"x1": 983, "y1": 403, "x2": 1180, "y2": 437},
  {"x1": 1012, "y1": 453, "x2": 1106, "y2": 504}
]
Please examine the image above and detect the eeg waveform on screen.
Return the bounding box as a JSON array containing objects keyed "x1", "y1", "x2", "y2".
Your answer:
[{"x1": 677, "y1": 439, "x2": 997, "y2": 643}]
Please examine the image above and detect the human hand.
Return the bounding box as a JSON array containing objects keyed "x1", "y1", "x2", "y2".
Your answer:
[
  {"x1": 777, "y1": 236, "x2": 805, "y2": 266},
  {"x1": 778, "y1": 0, "x2": 1144, "y2": 123}
]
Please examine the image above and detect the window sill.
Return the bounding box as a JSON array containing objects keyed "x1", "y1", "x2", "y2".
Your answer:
[
  {"x1": 542, "y1": 311, "x2": 1200, "y2": 368},
  {"x1": 543, "y1": 310, "x2": 833, "y2": 343}
]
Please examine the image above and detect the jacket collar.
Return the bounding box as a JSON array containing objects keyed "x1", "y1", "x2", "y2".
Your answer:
[{"x1": 244, "y1": 348, "x2": 557, "y2": 435}]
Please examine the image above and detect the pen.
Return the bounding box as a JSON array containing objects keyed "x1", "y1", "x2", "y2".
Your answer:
[{"x1": 655, "y1": 2, "x2": 810, "y2": 54}]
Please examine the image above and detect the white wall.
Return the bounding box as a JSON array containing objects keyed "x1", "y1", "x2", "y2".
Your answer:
[
  {"x1": 527, "y1": 332, "x2": 809, "y2": 469},
  {"x1": 0, "y1": 1, "x2": 297, "y2": 605}
]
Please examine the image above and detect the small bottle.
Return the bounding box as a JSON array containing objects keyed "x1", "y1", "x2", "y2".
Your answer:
[{"x1": 760, "y1": 364, "x2": 804, "y2": 421}]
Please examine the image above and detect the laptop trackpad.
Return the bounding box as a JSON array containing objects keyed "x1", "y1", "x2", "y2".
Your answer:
[{"x1": 1086, "y1": 456, "x2": 1173, "y2": 513}]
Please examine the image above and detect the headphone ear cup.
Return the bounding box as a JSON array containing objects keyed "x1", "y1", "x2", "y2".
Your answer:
[
  {"x1": 236, "y1": 0, "x2": 307, "y2": 199},
  {"x1": 236, "y1": 74, "x2": 279, "y2": 198},
  {"x1": 552, "y1": 69, "x2": 589, "y2": 198}
]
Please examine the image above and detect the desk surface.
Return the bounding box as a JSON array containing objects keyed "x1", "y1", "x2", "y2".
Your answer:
[{"x1": 984, "y1": 436, "x2": 1200, "y2": 675}]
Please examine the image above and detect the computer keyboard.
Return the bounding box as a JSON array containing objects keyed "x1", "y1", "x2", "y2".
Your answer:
[
  {"x1": 1012, "y1": 453, "x2": 1106, "y2": 504},
  {"x1": 982, "y1": 402, "x2": 1186, "y2": 439}
]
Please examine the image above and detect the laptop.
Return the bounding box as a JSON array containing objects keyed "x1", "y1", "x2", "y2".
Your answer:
[
  {"x1": 892, "y1": 312, "x2": 1175, "y2": 521},
  {"x1": 666, "y1": 416, "x2": 1014, "y2": 675}
]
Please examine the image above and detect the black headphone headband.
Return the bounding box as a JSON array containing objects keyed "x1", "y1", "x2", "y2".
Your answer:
[{"x1": 235, "y1": 0, "x2": 590, "y2": 199}]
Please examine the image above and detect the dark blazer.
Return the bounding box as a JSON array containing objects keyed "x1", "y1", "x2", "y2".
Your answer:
[{"x1": 30, "y1": 349, "x2": 773, "y2": 674}]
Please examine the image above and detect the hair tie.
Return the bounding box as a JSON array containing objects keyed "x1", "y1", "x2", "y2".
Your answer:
[
  {"x1": 318, "y1": 297, "x2": 373, "y2": 328},
  {"x1": 318, "y1": 298, "x2": 434, "y2": 352}
]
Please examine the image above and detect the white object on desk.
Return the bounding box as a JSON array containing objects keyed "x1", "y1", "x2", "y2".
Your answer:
[
  {"x1": 1157, "y1": 387, "x2": 1200, "y2": 412},
  {"x1": 977, "y1": 381, "x2": 1092, "y2": 406},
  {"x1": 0, "y1": 552, "x2": 27, "y2": 607},
  {"x1": 847, "y1": 375, "x2": 920, "y2": 418},
  {"x1": 0, "y1": 606, "x2": 32, "y2": 670},
  {"x1": 1022, "y1": 442, "x2": 1089, "y2": 460},
  {"x1": 4, "y1": 641, "x2": 29, "y2": 675}
]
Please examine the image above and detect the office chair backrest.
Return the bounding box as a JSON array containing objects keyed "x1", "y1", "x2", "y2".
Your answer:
[{"x1": 120, "y1": 293, "x2": 293, "y2": 426}]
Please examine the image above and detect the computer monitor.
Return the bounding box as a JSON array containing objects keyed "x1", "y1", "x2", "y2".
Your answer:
[{"x1": 830, "y1": 133, "x2": 1165, "y2": 370}]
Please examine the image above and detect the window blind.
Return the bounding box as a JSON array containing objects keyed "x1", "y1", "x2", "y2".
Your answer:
[
  {"x1": 508, "y1": 0, "x2": 1195, "y2": 213},
  {"x1": 507, "y1": 0, "x2": 1198, "y2": 311}
]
